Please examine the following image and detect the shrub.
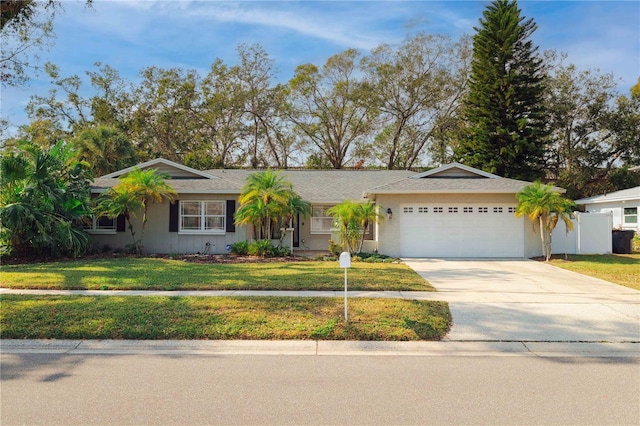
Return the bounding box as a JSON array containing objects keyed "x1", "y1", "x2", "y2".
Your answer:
[
  {"x1": 248, "y1": 240, "x2": 275, "y2": 257},
  {"x1": 328, "y1": 239, "x2": 343, "y2": 257},
  {"x1": 272, "y1": 245, "x2": 291, "y2": 257},
  {"x1": 230, "y1": 241, "x2": 250, "y2": 256},
  {"x1": 356, "y1": 252, "x2": 401, "y2": 263}
]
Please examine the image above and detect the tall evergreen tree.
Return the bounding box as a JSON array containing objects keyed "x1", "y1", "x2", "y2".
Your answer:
[{"x1": 456, "y1": 0, "x2": 548, "y2": 181}]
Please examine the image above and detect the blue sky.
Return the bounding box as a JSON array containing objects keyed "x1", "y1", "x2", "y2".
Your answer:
[{"x1": 2, "y1": 0, "x2": 639, "y2": 134}]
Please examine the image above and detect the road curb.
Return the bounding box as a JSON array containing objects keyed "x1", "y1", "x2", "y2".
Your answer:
[{"x1": 2, "y1": 339, "x2": 638, "y2": 357}]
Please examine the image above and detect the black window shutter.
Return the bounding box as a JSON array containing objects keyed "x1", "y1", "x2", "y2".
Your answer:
[
  {"x1": 226, "y1": 200, "x2": 236, "y2": 233},
  {"x1": 169, "y1": 201, "x2": 179, "y2": 232},
  {"x1": 116, "y1": 214, "x2": 126, "y2": 232}
]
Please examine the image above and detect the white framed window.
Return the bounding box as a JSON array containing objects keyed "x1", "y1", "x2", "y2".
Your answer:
[
  {"x1": 180, "y1": 201, "x2": 225, "y2": 233},
  {"x1": 403, "y1": 207, "x2": 414, "y2": 213},
  {"x1": 448, "y1": 207, "x2": 458, "y2": 213},
  {"x1": 311, "y1": 205, "x2": 336, "y2": 234},
  {"x1": 463, "y1": 207, "x2": 473, "y2": 213},
  {"x1": 85, "y1": 216, "x2": 116, "y2": 234},
  {"x1": 508, "y1": 207, "x2": 517, "y2": 213},
  {"x1": 624, "y1": 207, "x2": 638, "y2": 225},
  {"x1": 493, "y1": 207, "x2": 503, "y2": 213},
  {"x1": 418, "y1": 207, "x2": 428, "y2": 213},
  {"x1": 478, "y1": 207, "x2": 489, "y2": 213},
  {"x1": 433, "y1": 207, "x2": 444, "y2": 213}
]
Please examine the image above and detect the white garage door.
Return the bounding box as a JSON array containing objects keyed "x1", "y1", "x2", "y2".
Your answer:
[{"x1": 399, "y1": 204, "x2": 524, "y2": 258}]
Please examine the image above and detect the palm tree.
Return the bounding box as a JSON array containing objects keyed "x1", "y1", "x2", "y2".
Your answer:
[
  {"x1": 278, "y1": 192, "x2": 311, "y2": 247},
  {"x1": 235, "y1": 169, "x2": 309, "y2": 242},
  {"x1": 96, "y1": 167, "x2": 176, "y2": 254},
  {"x1": 355, "y1": 200, "x2": 382, "y2": 253},
  {"x1": 515, "y1": 182, "x2": 575, "y2": 261},
  {"x1": 73, "y1": 126, "x2": 138, "y2": 176},
  {"x1": 95, "y1": 184, "x2": 142, "y2": 250},
  {"x1": 328, "y1": 200, "x2": 382, "y2": 254},
  {"x1": 0, "y1": 141, "x2": 92, "y2": 258}
]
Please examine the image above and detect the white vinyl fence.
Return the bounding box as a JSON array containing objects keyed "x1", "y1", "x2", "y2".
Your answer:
[{"x1": 552, "y1": 212, "x2": 612, "y2": 255}]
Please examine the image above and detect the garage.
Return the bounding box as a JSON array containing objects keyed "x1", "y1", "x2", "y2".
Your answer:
[{"x1": 399, "y1": 203, "x2": 525, "y2": 258}]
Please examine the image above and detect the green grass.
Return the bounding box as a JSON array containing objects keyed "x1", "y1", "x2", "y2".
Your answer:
[
  {"x1": 549, "y1": 254, "x2": 640, "y2": 290},
  {"x1": 0, "y1": 258, "x2": 432, "y2": 291},
  {"x1": 0, "y1": 295, "x2": 451, "y2": 341}
]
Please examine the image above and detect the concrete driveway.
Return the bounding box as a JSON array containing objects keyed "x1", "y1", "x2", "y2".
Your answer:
[{"x1": 403, "y1": 259, "x2": 640, "y2": 342}]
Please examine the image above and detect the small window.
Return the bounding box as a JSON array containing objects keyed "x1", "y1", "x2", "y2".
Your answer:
[
  {"x1": 478, "y1": 207, "x2": 488, "y2": 213},
  {"x1": 433, "y1": 207, "x2": 443, "y2": 213},
  {"x1": 448, "y1": 207, "x2": 458, "y2": 213},
  {"x1": 418, "y1": 207, "x2": 428, "y2": 213},
  {"x1": 508, "y1": 207, "x2": 516, "y2": 213},
  {"x1": 85, "y1": 215, "x2": 116, "y2": 233},
  {"x1": 403, "y1": 207, "x2": 414, "y2": 213},
  {"x1": 463, "y1": 207, "x2": 473, "y2": 213},
  {"x1": 624, "y1": 207, "x2": 638, "y2": 224},
  {"x1": 493, "y1": 207, "x2": 503, "y2": 213},
  {"x1": 311, "y1": 205, "x2": 336, "y2": 234},
  {"x1": 181, "y1": 201, "x2": 225, "y2": 233}
]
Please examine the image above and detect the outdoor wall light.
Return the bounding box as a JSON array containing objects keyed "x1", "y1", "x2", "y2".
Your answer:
[{"x1": 386, "y1": 208, "x2": 393, "y2": 219}]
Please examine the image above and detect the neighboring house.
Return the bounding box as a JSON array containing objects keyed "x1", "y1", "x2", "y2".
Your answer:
[
  {"x1": 574, "y1": 186, "x2": 640, "y2": 231},
  {"x1": 89, "y1": 158, "x2": 561, "y2": 258}
]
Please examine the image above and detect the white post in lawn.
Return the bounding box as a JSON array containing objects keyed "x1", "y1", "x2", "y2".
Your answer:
[{"x1": 339, "y1": 252, "x2": 351, "y2": 322}]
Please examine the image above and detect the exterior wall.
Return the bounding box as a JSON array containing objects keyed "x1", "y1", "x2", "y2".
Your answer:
[
  {"x1": 582, "y1": 201, "x2": 639, "y2": 231},
  {"x1": 89, "y1": 194, "x2": 247, "y2": 254},
  {"x1": 375, "y1": 193, "x2": 522, "y2": 258},
  {"x1": 296, "y1": 214, "x2": 333, "y2": 252}
]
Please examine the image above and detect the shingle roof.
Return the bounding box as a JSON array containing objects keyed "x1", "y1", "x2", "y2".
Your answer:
[
  {"x1": 91, "y1": 177, "x2": 243, "y2": 193},
  {"x1": 91, "y1": 159, "x2": 545, "y2": 201},
  {"x1": 365, "y1": 175, "x2": 534, "y2": 195},
  {"x1": 205, "y1": 169, "x2": 416, "y2": 203},
  {"x1": 574, "y1": 186, "x2": 640, "y2": 204}
]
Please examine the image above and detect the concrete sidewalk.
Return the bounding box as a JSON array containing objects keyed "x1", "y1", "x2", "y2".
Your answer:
[
  {"x1": 2, "y1": 287, "x2": 639, "y2": 304},
  {"x1": 2, "y1": 339, "x2": 639, "y2": 358}
]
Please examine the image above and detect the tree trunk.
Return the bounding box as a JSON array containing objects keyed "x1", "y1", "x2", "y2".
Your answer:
[{"x1": 539, "y1": 216, "x2": 548, "y2": 261}]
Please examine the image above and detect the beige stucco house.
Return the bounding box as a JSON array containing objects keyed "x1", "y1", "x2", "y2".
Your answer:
[{"x1": 89, "y1": 158, "x2": 552, "y2": 258}]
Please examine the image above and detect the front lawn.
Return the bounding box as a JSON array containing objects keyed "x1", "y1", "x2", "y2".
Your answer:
[
  {"x1": 0, "y1": 258, "x2": 433, "y2": 291},
  {"x1": 0, "y1": 295, "x2": 450, "y2": 341},
  {"x1": 549, "y1": 254, "x2": 640, "y2": 290}
]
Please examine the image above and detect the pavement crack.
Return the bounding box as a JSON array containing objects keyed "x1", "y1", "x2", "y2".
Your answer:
[
  {"x1": 66, "y1": 340, "x2": 83, "y2": 354},
  {"x1": 521, "y1": 342, "x2": 535, "y2": 354}
]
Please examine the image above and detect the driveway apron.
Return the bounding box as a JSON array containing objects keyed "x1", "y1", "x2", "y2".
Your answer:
[{"x1": 403, "y1": 259, "x2": 640, "y2": 342}]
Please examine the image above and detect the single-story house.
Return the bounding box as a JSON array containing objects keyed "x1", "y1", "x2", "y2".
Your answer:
[
  {"x1": 89, "y1": 158, "x2": 559, "y2": 258},
  {"x1": 575, "y1": 186, "x2": 640, "y2": 231}
]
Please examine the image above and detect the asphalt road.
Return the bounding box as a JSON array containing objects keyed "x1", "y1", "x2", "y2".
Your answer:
[{"x1": 2, "y1": 352, "x2": 639, "y2": 425}]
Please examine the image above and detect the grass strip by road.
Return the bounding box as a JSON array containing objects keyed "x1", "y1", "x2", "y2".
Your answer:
[
  {"x1": 549, "y1": 254, "x2": 640, "y2": 291},
  {"x1": 0, "y1": 258, "x2": 432, "y2": 291},
  {"x1": 0, "y1": 295, "x2": 450, "y2": 341}
]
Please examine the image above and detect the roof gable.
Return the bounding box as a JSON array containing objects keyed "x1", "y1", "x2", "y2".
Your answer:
[
  {"x1": 410, "y1": 163, "x2": 499, "y2": 179},
  {"x1": 365, "y1": 163, "x2": 545, "y2": 195},
  {"x1": 100, "y1": 158, "x2": 218, "y2": 180}
]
